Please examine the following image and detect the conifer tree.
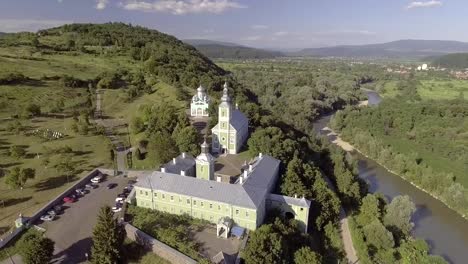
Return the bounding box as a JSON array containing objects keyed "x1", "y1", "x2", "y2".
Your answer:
[{"x1": 91, "y1": 206, "x2": 125, "y2": 264}]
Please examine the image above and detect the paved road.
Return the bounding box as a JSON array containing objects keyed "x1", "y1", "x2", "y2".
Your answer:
[
  {"x1": 94, "y1": 119, "x2": 128, "y2": 172},
  {"x1": 39, "y1": 176, "x2": 129, "y2": 264}
]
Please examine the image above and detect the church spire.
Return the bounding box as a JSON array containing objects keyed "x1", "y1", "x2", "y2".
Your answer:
[{"x1": 221, "y1": 82, "x2": 231, "y2": 103}]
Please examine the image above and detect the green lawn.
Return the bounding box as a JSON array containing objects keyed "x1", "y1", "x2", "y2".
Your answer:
[{"x1": 0, "y1": 117, "x2": 112, "y2": 233}]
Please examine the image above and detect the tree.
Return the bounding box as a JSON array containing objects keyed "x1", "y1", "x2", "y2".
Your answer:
[
  {"x1": 294, "y1": 247, "x2": 322, "y2": 264},
  {"x1": 18, "y1": 231, "x2": 55, "y2": 264},
  {"x1": 172, "y1": 125, "x2": 200, "y2": 156},
  {"x1": 9, "y1": 145, "x2": 26, "y2": 159},
  {"x1": 398, "y1": 239, "x2": 448, "y2": 264},
  {"x1": 134, "y1": 148, "x2": 143, "y2": 160},
  {"x1": 91, "y1": 206, "x2": 125, "y2": 264},
  {"x1": 362, "y1": 220, "x2": 395, "y2": 252},
  {"x1": 130, "y1": 116, "x2": 145, "y2": 133},
  {"x1": 152, "y1": 131, "x2": 178, "y2": 165},
  {"x1": 383, "y1": 195, "x2": 416, "y2": 240},
  {"x1": 4, "y1": 167, "x2": 35, "y2": 189},
  {"x1": 247, "y1": 126, "x2": 298, "y2": 163},
  {"x1": 55, "y1": 155, "x2": 75, "y2": 182},
  {"x1": 281, "y1": 156, "x2": 308, "y2": 198},
  {"x1": 23, "y1": 103, "x2": 41, "y2": 117},
  {"x1": 356, "y1": 194, "x2": 382, "y2": 226},
  {"x1": 31, "y1": 36, "x2": 40, "y2": 48},
  {"x1": 242, "y1": 224, "x2": 284, "y2": 264}
]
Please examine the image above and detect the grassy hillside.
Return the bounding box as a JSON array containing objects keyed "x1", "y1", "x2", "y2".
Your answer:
[
  {"x1": 193, "y1": 44, "x2": 283, "y2": 59},
  {"x1": 0, "y1": 23, "x2": 233, "y2": 234},
  {"x1": 432, "y1": 53, "x2": 468, "y2": 69}
]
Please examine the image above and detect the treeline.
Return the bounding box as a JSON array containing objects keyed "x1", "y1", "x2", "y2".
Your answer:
[{"x1": 331, "y1": 99, "x2": 468, "y2": 217}]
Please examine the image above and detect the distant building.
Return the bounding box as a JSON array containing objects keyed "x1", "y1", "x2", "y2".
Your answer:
[
  {"x1": 190, "y1": 85, "x2": 210, "y2": 117},
  {"x1": 211, "y1": 82, "x2": 248, "y2": 154}
]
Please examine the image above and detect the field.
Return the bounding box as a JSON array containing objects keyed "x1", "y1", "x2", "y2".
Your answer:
[
  {"x1": 0, "y1": 46, "x2": 120, "y2": 234},
  {"x1": 378, "y1": 79, "x2": 468, "y2": 100}
]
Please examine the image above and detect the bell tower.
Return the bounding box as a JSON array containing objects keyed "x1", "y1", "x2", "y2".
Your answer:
[{"x1": 196, "y1": 140, "x2": 215, "y2": 181}]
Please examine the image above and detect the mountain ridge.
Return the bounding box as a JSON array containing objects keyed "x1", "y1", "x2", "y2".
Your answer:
[{"x1": 293, "y1": 39, "x2": 468, "y2": 58}]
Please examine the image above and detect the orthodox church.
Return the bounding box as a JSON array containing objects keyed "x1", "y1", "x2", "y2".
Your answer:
[
  {"x1": 190, "y1": 85, "x2": 210, "y2": 117},
  {"x1": 211, "y1": 82, "x2": 248, "y2": 154}
]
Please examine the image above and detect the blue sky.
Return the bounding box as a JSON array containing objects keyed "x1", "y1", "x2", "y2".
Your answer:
[{"x1": 0, "y1": 0, "x2": 466, "y2": 49}]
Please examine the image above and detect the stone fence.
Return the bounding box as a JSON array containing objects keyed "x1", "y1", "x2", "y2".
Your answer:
[
  {"x1": 0, "y1": 168, "x2": 110, "y2": 249},
  {"x1": 123, "y1": 222, "x2": 197, "y2": 264}
]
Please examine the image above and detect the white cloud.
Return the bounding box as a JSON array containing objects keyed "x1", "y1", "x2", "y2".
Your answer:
[
  {"x1": 406, "y1": 0, "x2": 442, "y2": 9},
  {"x1": 57, "y1": 0, "x2": 64, "y2": 3},
  {"x1": 0, "y1": 19, "x2": 73, "y2": 33},
  {"x1": 273, "y1": 31, "x2": 288, "y2": 36},
  {"x1": 251, "y1": 24, "x2": 268, "y2": 30},
  {"x1": 96, "y1": 0, "x2": 109, "y2": 10},
  {"x1": 120, "y1": 0, "x2": 246, "y2": 15}
]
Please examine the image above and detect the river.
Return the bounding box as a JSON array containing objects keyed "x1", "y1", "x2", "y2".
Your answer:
[{"x1": 313, "y1": 92, "x2": 468, "y2": 264}]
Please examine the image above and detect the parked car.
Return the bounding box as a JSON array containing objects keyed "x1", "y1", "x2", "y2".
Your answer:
[
  {"x1": 63, "y1": 196, "x2": 75, "y2": 203},
  {"x1": 85, "y1": 183, "x2": 98, "y2": 189},
  {"x1": 115, "y1": 197, "x2": 125, "y2": 203},
  {"x1": 47, "y1": 209, "x2": 57, "y2": 216},
  {"x1": 40, "y1": 214, "x2": 55, "y2": 221},
  {"x1": 53, "y1": 205, "x2": 62, "y2": 212},
  {"x1": 91, "y1": 175, "x2": 103, "y2": 183},
  {"x1": 107, "y1": 183, "x2": 118, "y2": 189},
  {"x1": 75, "y1": 188, "x2": 86, "y2": 195},
  {"x1": 112, "y1": 207, "x2": 122, "y2": 213},
  {"x1": 117, "y1": 193, "x2": 127, "y2": 198}
]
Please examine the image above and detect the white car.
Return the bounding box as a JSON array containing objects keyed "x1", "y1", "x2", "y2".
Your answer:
[
  {"x1": 40, "y1": 214, "x2": 55, "y2": 221},
  {"x1": 112, "y1": 206, "x2": 122, "y2": 213},
  {"x1": 90, "y1": 176, "x2": 102, "y2": 183},
  {"x1": 115, "y1": 197, "x2": 125, "y2": 203}
]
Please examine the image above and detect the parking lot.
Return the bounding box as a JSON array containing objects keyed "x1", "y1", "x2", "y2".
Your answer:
[{"x1": 37, "y1": 176, "x2": 130, "y2": 264}]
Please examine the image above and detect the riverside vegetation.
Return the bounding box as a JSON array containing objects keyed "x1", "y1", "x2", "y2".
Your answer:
[{"x1": 331, "y1": 74, "x2": 468, "y2": 219}]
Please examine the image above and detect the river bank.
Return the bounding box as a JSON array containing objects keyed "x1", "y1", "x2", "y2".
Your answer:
[{"x1": 321, "y1": 126, "x2": 467, "y2": 221}]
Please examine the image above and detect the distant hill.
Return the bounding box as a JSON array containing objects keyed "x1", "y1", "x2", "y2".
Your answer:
[
  {"x1": 432, "y1": 53, "x2": 468, "y2": 69},
  {"x1": 293, "y1": 40, "x2": 468, "y2": 59},
  {"x1": 184, "y1": 39, "x2": 283, "y2": 59},
  {"x1": 183, "y1": 39, "x2": 240, "y2": 47},
  {"x1": 193, "y1": 44, "x2": 283, "y2": 59}
]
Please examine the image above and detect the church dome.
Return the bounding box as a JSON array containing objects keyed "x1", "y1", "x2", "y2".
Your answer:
[{"x1": 197, "y1": 85, "x2": 205, "y2": 93}]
